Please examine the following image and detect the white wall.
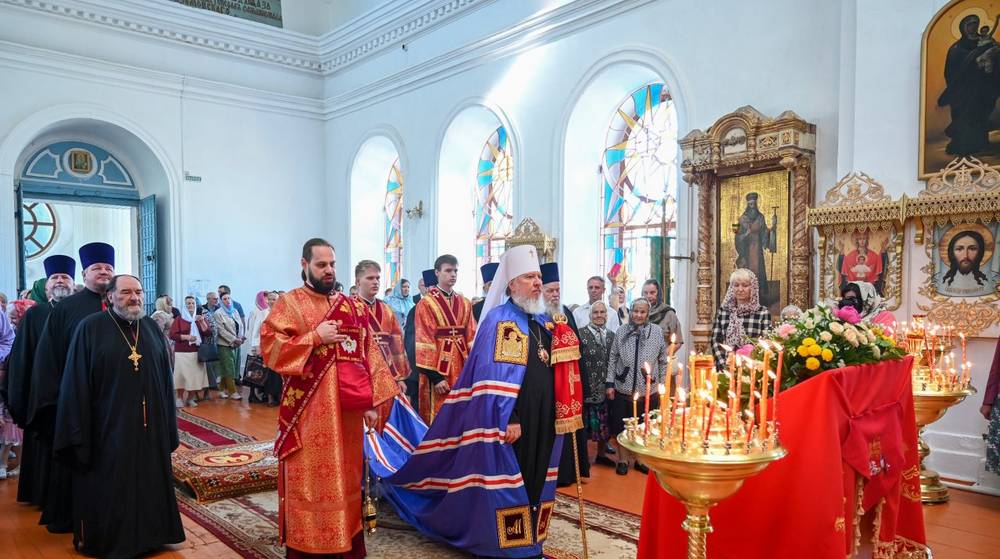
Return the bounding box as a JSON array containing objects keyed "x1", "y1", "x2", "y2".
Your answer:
[{"x1": 0, "y1": 0, "x2": 996, "y2": 491}]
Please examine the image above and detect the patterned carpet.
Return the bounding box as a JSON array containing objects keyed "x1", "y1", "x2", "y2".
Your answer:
[{"x1": 174, "y1": 411, "x2": 638, "y2": 558}]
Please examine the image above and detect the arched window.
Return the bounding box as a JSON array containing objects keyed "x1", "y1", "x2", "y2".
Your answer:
[
  {"x1": 384, "y1": 158, "x2": 404, "y2": 288},
  {"x1": 22, "y1": 201, "x2": 57, "y2": 259},
  {"x1": 475, "y1": 126, "x2": 514, "y2": 267},
  {"x1": 602, "y1": 83, "x2": 678, "y2": 302}
]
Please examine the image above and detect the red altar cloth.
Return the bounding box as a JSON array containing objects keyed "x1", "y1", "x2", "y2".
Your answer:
[{"x1": 637, "y1": 357, "x2": 928, "y2": 559}]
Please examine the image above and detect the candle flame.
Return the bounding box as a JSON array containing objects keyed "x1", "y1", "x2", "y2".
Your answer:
[
  {"x1": 959, "y1": 332, "x2": 966, "y2": 340},
  {"x1": 658, "y1": 383, "x2": 666, "y2": 395},
  {"x1": 633, "y1": 392, "x2": 640, "y2": 402},
  {"x1": 768, "y1": 371, "x2": 777, "y2": 380},
  {"x1": 718, "y1": 401, "x2": 728, "y2": 410},
  {"x1": 728, "y1": 390, "x2": 736, "y2": 398},
  {"x1": 671, "y1": 333, "x2": 677, "y2": 344},
  {"x1": 744, "y1": 410, "x2": 753, "y2": 419},
  {"x1": 753, "y1": 390, "x2": 762, "y2": 399}
]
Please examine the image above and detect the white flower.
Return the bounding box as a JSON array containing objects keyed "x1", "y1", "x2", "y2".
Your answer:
[
  {"x1": 820, "y1": 331, "x2": 833, "y2": 342},
  {"x1": 844, "y1": 330, "x2": 860, "y2": 347},
  {"x1": 872, "y1": 346, "x2": 881, "y2": 359},
  {"x1": 829, "y1": 322, "x2": 844, "y2": 335},
  {"x1": 802, "y1": 319, "x2": 815, "y2": 330},
  {"x1": 867, "y1": 331, "x2": 878, "y2": 344}
]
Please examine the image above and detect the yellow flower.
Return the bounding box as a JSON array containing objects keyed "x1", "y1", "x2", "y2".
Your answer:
[
  {"x1": 797, "y1": 345, "x2": 810, "y2": 357},
  {"x1": 805, "y1": 357, "x2": 821, "y2": 370},
  {"x1": 808, "y1": 344, "x2": 823, "y2": 357},
  {"x1": 821, "y1": 348, "x2": 834, "y2": 362},
  {"x1": 803, "y1": 337, "x2": 817, "y2": 346}
]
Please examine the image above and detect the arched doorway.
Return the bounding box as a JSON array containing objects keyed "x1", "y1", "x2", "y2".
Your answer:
[{"x1": 0, "y1": 112, "x2": 176, "y2": 312}]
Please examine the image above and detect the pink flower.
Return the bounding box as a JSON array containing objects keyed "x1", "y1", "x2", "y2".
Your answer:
[
  {"x1": 776, "y1": 323, "x2": 797, "y2": 338},
  {"x1": 836, "y1": 306, "x2": 861, "y2": 324},
  {"x1": 736, "y1": 344, "x2": 754, "y2": 357}
]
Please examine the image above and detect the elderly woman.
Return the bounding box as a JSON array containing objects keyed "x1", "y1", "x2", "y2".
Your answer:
[
  {"x1": 839, "y1": 281, "x2": 895, "y2": 329},
  {"x1": 711, "y1": 268, "x2": 772, "y2": 371},
  {"x1": 150, "y1": 295, "x2": 175, "y2": 365},
  {"x1": 606, "y1": 298, "x2": 669, "y2": 475},
  {"x1": 579, "y1": 301, "x2": 615, "y2": 467},
  {"x1": 169, "y1": 296, "x2": 211, "y2": 408},
  {"x1": 214, "y1": 292, "x2": 244, "y2": 400},
  {"x1": 641, "y1": 279, "x2": 684, "y2": 348}
]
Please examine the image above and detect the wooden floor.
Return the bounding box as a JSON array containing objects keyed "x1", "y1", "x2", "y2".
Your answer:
[{"x1": 2, "y1": 392, "x2": 999, "y2": 558}]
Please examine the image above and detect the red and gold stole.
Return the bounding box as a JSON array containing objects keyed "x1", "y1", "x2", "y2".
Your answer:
[
  {"x1": 415, "y1": 287, "x2": 474, "y2": 380},
  {"x1": 357, "y1": 296, "x2": 409, "y2": 381},
  {"x1": 275, "y1": 294, "x2": 395, "y2": 460},
  {"x1": 549, "y1": 313, "x2": 584, "y2": 434}
]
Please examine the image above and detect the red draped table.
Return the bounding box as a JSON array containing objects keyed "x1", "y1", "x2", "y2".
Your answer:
[{"x1": 637, "y1": 357, "x2": 928, "y2": 559}]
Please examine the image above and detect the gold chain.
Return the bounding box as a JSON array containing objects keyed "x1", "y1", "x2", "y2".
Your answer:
[{"x1": 107, "y1": 310, "x2": 142, "y2": 372}]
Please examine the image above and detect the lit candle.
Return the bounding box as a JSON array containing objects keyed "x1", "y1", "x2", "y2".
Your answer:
[
  {"x1": 747, "y1": 360, "x2": 758, "y2": 417},
  {"x1": 681, "y1": 397, "x2": 688, "y2": 447},
  {"x1": 726, "y1": 390, "x2": 735, "y2": 443},
  {"x1": 758, "y1": 344, "x2": 771, "y2": 441},
  {"x1": 658, "y1": 383, "x2": 667, "y2": 439},
  {"x1": 959, "y1": 332, "x2": 967, "y2": 370},
  {"x1": 671, "y1": 386, "x2": 686, "y2": 432},
  {"x1": 633, "y1": 392, "x2": 639, "y2": 419},
  {"x1": 773, "y1": 343, "x2": 784, "y2": 423},
  {"x1": 734, "y1": 357, "x2": 743, "y2": 408},
  {"x1": 744, "y1": 409, "x2": 755, "y2": 445},
  {"x1": 704, "y1": 394, "x2": 716, "y2": 442},
  {"x1": 643, "y1": 363, "x2": 652, "y2": 437}
]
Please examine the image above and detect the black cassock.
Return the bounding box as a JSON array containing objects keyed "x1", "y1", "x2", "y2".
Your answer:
[
  {"x1": 54, "y1": 310, "x2": 184, "y2": 558},
  {"x1": 2, "y1": 301, "x2": 53, "y2": 505},
  {"x1": 556, "y1": 306, "x2": 590, "y2": 485},
  {"x1": 510, "y1": 314, "x2": 556, "y2": 507},
  {"x1": 27, "y1": 287, "x2": 104, "y2": 531}
]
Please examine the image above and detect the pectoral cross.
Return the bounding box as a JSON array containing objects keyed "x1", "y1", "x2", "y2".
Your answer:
[
  {"x1": 447, "y1": 328, "x2": 460, "y2": 337},
  {"x1": 128, "y1": 347, "x2": 142, "y2": 372}
]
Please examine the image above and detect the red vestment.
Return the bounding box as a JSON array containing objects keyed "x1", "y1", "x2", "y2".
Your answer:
[
  {"x1": 414, "y1": 287, "x2": 475, "y2": 423},
  {"x1": 261, "y1": 288, "x2": 398, "y2": 555}
]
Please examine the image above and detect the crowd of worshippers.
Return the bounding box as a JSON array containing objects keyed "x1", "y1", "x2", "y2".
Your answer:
[{"x1": 0, "y1": 239, "x2": 902, "y2": 559}]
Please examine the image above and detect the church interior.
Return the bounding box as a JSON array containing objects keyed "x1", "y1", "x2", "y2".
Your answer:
[{"x1": 2, "y1": 0, "x2": 1000, "y2": 557}]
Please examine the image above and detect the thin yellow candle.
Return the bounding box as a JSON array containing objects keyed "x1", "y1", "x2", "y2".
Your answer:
[
  {"x1": 658, "y1": 383, "x2": 667, "y2": 439},
  {"x1": 773, "y1": 343, "x2": 784, "y2": 423},
  {"x1": 758, "y1": 342, "x2": 771, "y2": 440},
  {"x1": 632, "y1": 392, "x2": 639, "y2": 419},
  {"x1": 643, "y1": 363, "x2": 652, "y2": 437}
]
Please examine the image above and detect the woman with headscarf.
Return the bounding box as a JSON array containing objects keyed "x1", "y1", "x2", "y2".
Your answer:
[
  {"x1": 169, "y1": 296, "x2": 211, "y2": 408},
  {"x1": 150, "y1": 295, "x2": 175, "y2": 366},
  {"x1": 711, "y1": 268, "x2": 773, "y2": 371},
  {"x1": 839, "y1": 281, "x2": 895, "y2": 329},
  {"x1": 606, "y1": 298, "x2": 670, "y2": 476},
  {"x1": 641, "y1": 279, "x2": 684, "y2": 349},
  {"x1": 213, "y1": 292, "x2": 244, "y2": 400},
  {"x1": 28, "y1": 278, "x2": 47, "y2": 304},
  {"x1": 386, "y1": 279, "x2": 415, "y2": 328},
  {"x1": 246, "y1": 291, "x2": 282, "y2": 406},
  {"x1": 579, "y1": 301, "x2": 615, "y2": 467}
]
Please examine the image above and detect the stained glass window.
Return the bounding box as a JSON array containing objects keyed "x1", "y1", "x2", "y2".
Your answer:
[
  {"x1": 475, "y1": 126, "x2": 514, "y2": 268},
  {"x1": 384, "y1": 158, "x2": 403, "y2": 288},
  {"x1": 602, "y1": 83, "x2": 679, "y2": 302},
  {"x1": 23, "y1": 201, "x2": 57, "y2": 259}
]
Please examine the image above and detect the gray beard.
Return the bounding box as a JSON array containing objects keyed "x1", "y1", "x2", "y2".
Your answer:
[
  {"x1": 113, "y1": 305, "x2": 146, "y2": 321},
  {"x1": 512, "y1": 293, "x2": 546, "y2": 315},
  {"x1": 545, "y1": 300, "x2": 562, "y2": 317},
  {"x1": 50, "y1": 286, "x2": 72, "y2": 301}
]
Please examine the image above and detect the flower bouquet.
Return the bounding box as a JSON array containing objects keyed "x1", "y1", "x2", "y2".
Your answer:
[{"x1": 752, "y1": 302, "x2": 905, "y2": 390}]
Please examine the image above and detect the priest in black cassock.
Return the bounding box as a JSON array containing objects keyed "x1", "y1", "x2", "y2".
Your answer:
[
  {"x1": 27, "y1": 242, "x2": 114, "y2": 532},
  {"x1": 539, "y1": 263, "x2": 591, "y2": 486},
  {"x1": 54, "y1": 274, "x2": 184, "y2": 558},
  {"x1": 471, "y1": 261, "x2": 498, "y2": 322},
  {"x1": 2, "y1": 254, "x2": 76, "y2": 507}
]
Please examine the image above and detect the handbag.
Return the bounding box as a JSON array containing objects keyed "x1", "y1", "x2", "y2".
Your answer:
[
  {"x1": 197, "y1": 335, "x2": 220, "y2": 363},
  {"x1": 243, "y1": 354, "x2": 269, "y2": 387}
]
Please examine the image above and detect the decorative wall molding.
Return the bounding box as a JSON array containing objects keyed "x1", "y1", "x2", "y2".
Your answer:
[
  {"x1": 0, "y1": 41, "x2": 326, "y2": 120},
  {"x1": 0, "y1": 0, "x2": 495, "y2": 76},
  {"x1": 323, "y1": 0, "x2": 654, "y2": 118}
]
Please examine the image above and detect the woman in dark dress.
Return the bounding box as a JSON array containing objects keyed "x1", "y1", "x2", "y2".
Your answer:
[{"x1": 579, "y1": 301, "x2": 615, "y2": 467}]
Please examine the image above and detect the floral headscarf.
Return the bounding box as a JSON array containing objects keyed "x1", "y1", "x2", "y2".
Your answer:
[
  {"x1": 722, "y1": 269, "x2": 762, "y2": 348},
  {"x1": 853, "y1": 281, "x2": 887, "y2": 320}
]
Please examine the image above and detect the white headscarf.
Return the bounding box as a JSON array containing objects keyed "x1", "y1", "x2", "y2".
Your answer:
[
  {"x1": 180, "y1": 297, "x2": 202, "y2": 346},
  {"x1": 475, "y1": 245, "x2": 541, "y2": 341}
]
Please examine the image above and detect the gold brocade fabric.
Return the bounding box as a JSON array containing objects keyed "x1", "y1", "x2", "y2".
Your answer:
[
  {"x1": 261, "y1": 287, "x2": 397, "y2": 554},
  {"x1": 414, "y1": 289, "x2": 476, "y2": 423}
]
